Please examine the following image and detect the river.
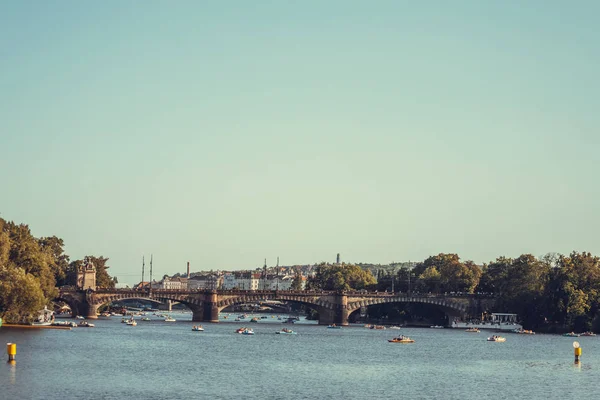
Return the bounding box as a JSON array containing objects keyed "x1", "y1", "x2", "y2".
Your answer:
[{"x1": 0, "y1": 312, "x2": 598, "y2": 399}]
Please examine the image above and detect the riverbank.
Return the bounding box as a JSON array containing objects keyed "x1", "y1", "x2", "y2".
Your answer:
[{"x1": 1, "y1": 324, "x2": 72, "y2": 330}]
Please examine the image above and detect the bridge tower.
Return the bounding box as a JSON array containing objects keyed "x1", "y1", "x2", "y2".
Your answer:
[{"x1": 77, "y1": 257, "x2": 96, "y2": 291}]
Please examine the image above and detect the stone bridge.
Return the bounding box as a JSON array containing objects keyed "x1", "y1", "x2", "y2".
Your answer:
[{"x1": 56, "y1": 288, "x2": 496, "y2": 326}]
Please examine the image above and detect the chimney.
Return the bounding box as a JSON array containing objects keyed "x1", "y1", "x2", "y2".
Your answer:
[
  {"x1": 187, "y1": 261, "x2": 190, "y2": 278},
  {"x1": 336, "y1": 253, "x2": 340, "y2": 264}
]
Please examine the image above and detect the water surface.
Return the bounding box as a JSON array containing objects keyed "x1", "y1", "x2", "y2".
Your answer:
[{"x1": 0, "y1": 312, "x2": 597, "y2": 399}]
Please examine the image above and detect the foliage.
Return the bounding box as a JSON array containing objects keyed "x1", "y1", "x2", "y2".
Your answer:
[
  {"x1": 0, "y1": 216, "x2": 117, "y2": 322},
  {"x1": 307, "y1": 263, "x2": 376, "y2": 291},
  {"x1": 412, "y1": 254, "x2": 481, "y2": 294},
  {"x1": 0, "y1": 265, "x2": 47, "y2": 323},
  {"x1": 291, "y1": 267, "x2": 303, "y2": 290}
]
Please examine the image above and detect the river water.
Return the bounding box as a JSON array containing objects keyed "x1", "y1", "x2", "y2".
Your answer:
[{"x1": 0, "y1": 312, "x2": 598, "y2": 400}]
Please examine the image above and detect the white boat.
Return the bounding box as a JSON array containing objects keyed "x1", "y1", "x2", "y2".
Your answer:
[
  {"x1": 430, "y1": 325, "x2": 444, "y2": 329},
  {"x1": 52, "y1": 321, "x2": 77, "y2": 327},
  {"x1": 192, "y1": 325, "x2": 204, "y2": 331},
  {"x1": 126, "y1": 317, "x2": 137, "y2": 326},
  {"x1": 76, "y1": 316, "x2": 85, "y2": 320},
  {"x1": 452, "y1": 313, "x2": 522, "y2": 331},
  {"x1": 487, "y1": 335, "x2": 506, "y2": 342},
  {"x1": 276, "y1": 328, "x2": 297, "y2": 335},
  {"x1": 32, "y1": 306, "x2": 55, "y2": 326},
  {"x1": 388, "y1": 326, "x2": 402, "y2": 330},
  {"x1": 78, "y1": 321, "x2": 95, "y2": 328},
  {"x1": 164, "y1": 316, "x2": 176, "y2": 322}
]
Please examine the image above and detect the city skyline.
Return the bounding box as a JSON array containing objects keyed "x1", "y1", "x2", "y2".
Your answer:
[{"x1": 2, "y1": 1, "x2": 598, "y2": 286}]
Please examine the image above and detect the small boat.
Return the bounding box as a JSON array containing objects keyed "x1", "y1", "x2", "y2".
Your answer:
[
  {"x1": 192, "y1": 325, "x2": 205, "y2": 331},
  {"x1": 164, "y1": 316, "x2": 176, "y2": 322},
  {"x1": 370, "y1": 325, "x2": 386, "y2": 330},
  {"x1": 487, "y1": 335, "x2": 506, "y2": 342},
  {"x1": 78, "y1": 321, "x2": 95, "y2": 328},
  {"x1": 465, "y1": 327, "x2": 480, "y2": 333},
  {"x1": 388, "y1": 336, "x2": 414, "y2": 343},
  {"x1": 327, "y1": 324, "x2": 342, "y2": 329},
  {"x1": 250, "y1": 317, "x2": 259, "y2": 323},
  {"x1": 276, "y1": 328, "x2": 297, "y2": 335},
  {"x1": 430, "y1": 325, "x2": 444, "y2": 329},
  {"x1": 126, "y1": 320, "x2": 137, "y2": 326},
  {"x1": 513, "y1": 328, "x2": 535, "y2": 334},
  {"x1": 580, "y1": 331, "x2": 596, "y2": 337},
  {"x1": 236, "y1": 327, "x2": 254, "y2": 335},
  {"x1": 563, "y1": 332, "x2": 580, "y2": 337},
  {"x1": 388, "y1": 326, "x2": 402, "y2": 330},
  {"x1": 52, "y1": 321, "x2": 77, "y2": 327},
  {"x1": 76, "y1": 315, "x2": 85, "y2": 320},
  {"x1": 141, "y1": 317, "x2": 151, "y2": 321}
]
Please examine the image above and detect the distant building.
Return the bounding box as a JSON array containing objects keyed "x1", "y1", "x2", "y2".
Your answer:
[{"x1": 188, "y1": 274, "x2": 220, "y2": 290}]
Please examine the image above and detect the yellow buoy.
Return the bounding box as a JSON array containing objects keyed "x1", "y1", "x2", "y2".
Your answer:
[
  {"x1": 573, "y1": 341, "x2": 582, "y2": 363},
  {"x1": 7, "y1": 342, "x2": 16, "y2": 362}
]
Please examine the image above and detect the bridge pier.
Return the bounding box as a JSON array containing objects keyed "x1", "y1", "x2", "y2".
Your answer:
[
  {"x1": 84, "y1": 303, "x2": 99, "y2": 319},
  {"x1": 318, "y1": 293, "x2": 349, "y2": 326},
  {"x1": 200, "y1": 290, "x2": 219, "y2": 323}
]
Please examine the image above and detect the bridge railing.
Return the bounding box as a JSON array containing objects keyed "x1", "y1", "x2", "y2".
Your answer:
[{"x1": 58, "y1": 286, "x2": 496, "y2": 298}]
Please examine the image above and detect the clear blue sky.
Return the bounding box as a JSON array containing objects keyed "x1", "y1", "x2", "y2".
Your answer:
[{"x1": 1, "y1": 1, "x2": 598, "y2": 285}]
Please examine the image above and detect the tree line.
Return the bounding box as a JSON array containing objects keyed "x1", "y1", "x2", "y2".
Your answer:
[
  {"x1": 307, "y1": 252, "x2": 600, "y2": 332},
  {"x1": 0, "y1": 217, "x2": 116, "y2": 323}
]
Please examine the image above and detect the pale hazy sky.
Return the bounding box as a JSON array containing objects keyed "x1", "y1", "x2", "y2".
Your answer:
[{"x1": 1, "y1": 1, "x2": 598, "y2": 285}]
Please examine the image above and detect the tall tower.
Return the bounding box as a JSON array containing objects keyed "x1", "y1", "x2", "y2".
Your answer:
[
  {"x1": 187, "y1": 261, "x2": 190, "y2": 278},
  {"x1": 77, "y1": 257, "x2": 97, "y2": 290},
  {"x1": 336, "y1": 253, "x2": 340, "y2": 264}
]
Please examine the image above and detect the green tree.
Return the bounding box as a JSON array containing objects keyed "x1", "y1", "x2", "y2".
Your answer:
[
  {"x1": 307, "y1": 263, "x2": 376, "y2": 291},
  {"x1": 291, "y1": 267, "x2": 303, "y2": 290},
  {"x1": 38, "y1": 236, "x2": 70, "y2": 286},
  {"x1": 0, "y1": 265, "x2": 47, "y2": 323},
  {"x1": 413, "y1": 254, "x2": 481, "y2": 293}
]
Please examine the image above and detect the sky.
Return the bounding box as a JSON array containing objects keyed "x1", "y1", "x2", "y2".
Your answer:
[{"x1": 1, "y1": 1, "x2": 599, "y2": 285}]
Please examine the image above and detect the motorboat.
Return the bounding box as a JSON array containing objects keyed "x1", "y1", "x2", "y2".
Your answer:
[
  {"x1": 236, "y1": 327, "x2": 254, "y2": 335},
  {"x1": 487, "y1": 336, "x2": 506, "y2": 342},
  {"x1": 141, "y1": 317, "x2": 151, "y2": 321},
  {"x1": 563, "y1": 332, "x2": 580, "y2": 337},
  {"x1": 126, "y1": 319, "x2": 137, "y2": 326},
  {"x1": 78, "y1": 321, "x2": 95, "y2": 328},
  {"x1": 430, "y1": 325, "x2": 444, "y2": 329},
  {"x1": 388, "y1": 326, "x2": 402, "y2": 330},
  {"x1": 465, "y1": 327, "x2": 480, "y2": 333},
  {"x1": 513, "y1": 328, "x2": 535, "y2": 334},
  {"x1": 327, "y1": 324, "x2": 342, "y2": 329},
  {"x1": 52, "y1": 321, "x2": 77, "y2": 327},
  {"x1": 370, "y1": 325, "x2": 386, "y2": 330},
  {"x1": 276, "y1": 328, "x2": 297, "y2": 335},
  {"x1": 580, "y1": 331, "x2": 596, "y2": 337},
  {"x1": 192, "y1": 325, "x2": 205, "y2": 331},
  {"x1": 76, "y1": 316, "x2": 85, "y2": 320},
  {"x1": 250, "y1": 317, "x2": 259, "y2": 323},
  {"x1": 164, "y1": 316, "x2": 176, "y2": 322},
  {"x1": 388, "y1": 336, "x2": 414, "y2": 343}
]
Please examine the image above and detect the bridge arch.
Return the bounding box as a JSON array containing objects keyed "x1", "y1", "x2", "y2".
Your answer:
[{"x1": 346, "y1": 295, "x2": 468, "y2": 324}]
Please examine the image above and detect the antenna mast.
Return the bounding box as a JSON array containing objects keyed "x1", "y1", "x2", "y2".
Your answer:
[
  {"x1": 142, "y1": 256, "x2": 145, "y2": 289},
  {"x1": 150, "y1": 254, "x2": 153, "y2": 291}
]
